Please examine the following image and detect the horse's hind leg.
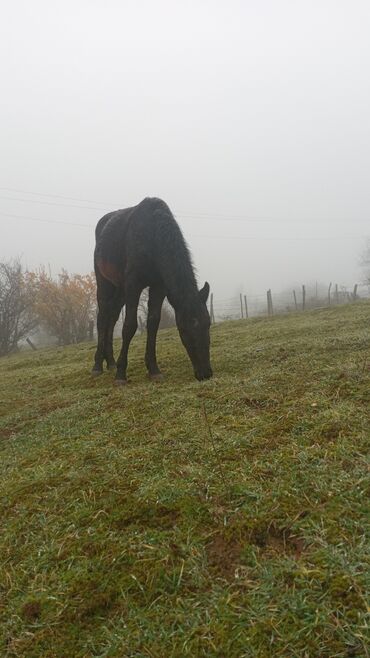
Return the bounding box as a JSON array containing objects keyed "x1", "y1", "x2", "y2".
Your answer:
[
  {"x1": 105, "y1": 290, "x2": 125, "y2": 370},
  {"x1": 145, "y1": 285, "x2": 166, "y2": 380},
  {"x1": 92, "y1": 272, "x2": 119, "y2": 375},
  {"x1": 93, "y1": 307, "x2": 109, "y2": 375}
]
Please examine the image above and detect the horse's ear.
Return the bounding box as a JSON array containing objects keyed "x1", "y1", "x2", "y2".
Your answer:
[{"x1": 199, "y1": 281, "x2": 210, "y2": 303}]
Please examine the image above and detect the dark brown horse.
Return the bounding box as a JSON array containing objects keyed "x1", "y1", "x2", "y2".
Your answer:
[{"x1": 92, "y1": 197, "x2": 212, "y2": 384}]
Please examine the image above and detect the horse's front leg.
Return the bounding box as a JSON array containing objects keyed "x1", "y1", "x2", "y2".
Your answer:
[
  {"x1": 145, "y1": 285, "x2": 166, "y2": 380},
  {"x1": 115, "y1": 286, "x2": 141, "y2": 385}
]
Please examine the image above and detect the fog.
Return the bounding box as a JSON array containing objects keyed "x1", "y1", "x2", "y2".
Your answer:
[{"x1": 1, "y1": 0, "x2": 369, "y2": 314}]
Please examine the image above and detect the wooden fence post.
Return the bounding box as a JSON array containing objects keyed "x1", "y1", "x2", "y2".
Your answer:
[
  {"x1": 240, "y1": 293, "x2": 244, "y2": 319},
  {"x1": 293, "y1": 290, "x2": 298, "y2": 310},
  {"x1": 26, "y1": 337, "x2": 37, "y2": 351},
  {"x1": 210, "y1": 293, "x2": 215, "y2": 324},
  {"x1": 302, "y1": 285, "x2": 306, "y2": 311},
  {"x1": 335, "y1": 284, "x2": 339, "y2": 304},
  {"x1": 352, "y1": 284, "x2": 358, "y2": 301},
  {"x1": 244, "y1": 295, "x2": 248, "y2": 319},
  {"x1": 328, "y1": 282, "x2": 332, "y2": 306},
  {"x1": 267, "y1": 289, "x2": 273, "y2": 317}
]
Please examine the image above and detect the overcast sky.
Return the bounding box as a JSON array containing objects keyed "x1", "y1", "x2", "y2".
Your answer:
[{"x1": 1, "y1": 0, "x2": 369, "y2": 309}]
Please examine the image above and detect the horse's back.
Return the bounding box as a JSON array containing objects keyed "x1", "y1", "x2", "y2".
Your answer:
[
  {"x1": 95, "y1": 198, "x2": 174, "y2": 250},
  {"x1": 94, "y1": 198, "x2": 172, "y2": 288}
]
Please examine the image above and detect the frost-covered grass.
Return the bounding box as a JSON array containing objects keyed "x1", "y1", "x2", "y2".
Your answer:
[{"x1": 0, "y1": 302, "x2": 369, "y2": 657}]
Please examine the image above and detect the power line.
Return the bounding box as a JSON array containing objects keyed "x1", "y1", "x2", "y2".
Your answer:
[
  {"x1": 176, "y1": 212, "x2": 370, "y2": 224},
  {"x1": 0, "y1": 195, "x2": 105, "y2": 212},
  {"x1": 0, "y1": 187, "x2": 111, "y2": 207},
  {"x1": 187, "y1": 233, "x2": 365, "y2": 241},
  {"x1": 0, "y1": 212, "x2": 92, "y2": 228},
  {"x1": 1, "y1": 187, "x2": 369, "y2": 224},
  {"x1": 0, "y1": 212, "x2": 365, "y2": 241}
]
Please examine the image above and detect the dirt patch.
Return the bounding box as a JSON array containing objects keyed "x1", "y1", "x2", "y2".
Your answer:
[
  {"x1": 319, "y1": 422, "x2": 342, "y2": 440},
  {"x1": 76, "y1": 590, "x2": 118, "y2": 620},
  {"x1": 21, "y1": 600, "x2": 42, "y2": 621},
  {"x1": 62, "y1": 579, "x2": 120, "y2": 622},
  {"x1": 0, "y1": 426, "x2": 19, "y2": 441},
  {"x1": 250, "y1": 524, "x2": 306, "y2": 558},
  {"x1": 241, "y1": 397, "x2": 278, "y2": 410},
  {"x1": 206, "y1": 533, "x2": 242, "y2": 579},
  {"x1": 80, "y1": 541, "x2": 102, "y2": 558},
  {"x1": 206, "y1": 514, "x2": 308, "y2": 579},
  {"x1": 115, "y1": 505, "x2": 180, "y2": 530}
]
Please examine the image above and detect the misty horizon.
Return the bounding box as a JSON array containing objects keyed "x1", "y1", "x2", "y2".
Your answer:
[{"x1": 1, "y1": 0, "x2": 369, "y2": 308}]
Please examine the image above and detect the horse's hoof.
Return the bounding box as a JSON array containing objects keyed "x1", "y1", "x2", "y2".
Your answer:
[
  {"x1": 114, "y1": 378, "x2": 128, "y2": 386},
  {"x1": 149, "y1": 373, "x2": 164, "y2": 382},
  {"x1": 92, "y1": 369, "x2": 103, "y2": 377}
]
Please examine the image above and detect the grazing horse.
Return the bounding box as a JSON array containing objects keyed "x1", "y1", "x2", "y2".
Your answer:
[{"x1": 92, "y1": 197, "x2": 213, "y2": 384}]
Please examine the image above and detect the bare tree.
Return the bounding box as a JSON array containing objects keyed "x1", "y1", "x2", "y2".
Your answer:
[{"x1": 0, "y1": 259, "x2": 36, "y2": 356}]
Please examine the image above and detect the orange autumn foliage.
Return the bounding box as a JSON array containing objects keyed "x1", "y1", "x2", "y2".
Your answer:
[{"x1": 28, "y1": 269, "x2": 96, "y2": 345}]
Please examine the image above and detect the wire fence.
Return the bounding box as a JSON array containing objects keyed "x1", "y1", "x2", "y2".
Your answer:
[
  {"x1": 209, "y1": 282, "x2": 370, "y2": 322},
  {"x1": 112, "y1": 281, "x2": 369, "y2": 338}
]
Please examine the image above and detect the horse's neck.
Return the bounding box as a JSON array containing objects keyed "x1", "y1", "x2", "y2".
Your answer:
[
  {"x1": 154, "y1": 242, "x2": 194, "y2": 305},
  {"x1": 163, "y1": 268, "x2": 198, "y2": 312}
]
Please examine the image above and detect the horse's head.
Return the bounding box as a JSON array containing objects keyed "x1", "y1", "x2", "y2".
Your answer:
[{"x1": 176, "y1": 282, "x2": 213, "y2": 381}]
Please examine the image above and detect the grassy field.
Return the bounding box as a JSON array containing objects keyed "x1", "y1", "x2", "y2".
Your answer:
[{"x1": 0, "y1": 302, "x2": 369, "y2": 658}]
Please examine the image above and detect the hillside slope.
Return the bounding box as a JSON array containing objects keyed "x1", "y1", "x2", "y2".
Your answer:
[{"x1": 0, "y1": 303, "x2": 369, "y2": 658}]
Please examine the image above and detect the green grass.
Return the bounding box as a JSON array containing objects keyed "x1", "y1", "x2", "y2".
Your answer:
[{"x1": 0, "y1": 302, "x2": 369, "y2": 658}]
